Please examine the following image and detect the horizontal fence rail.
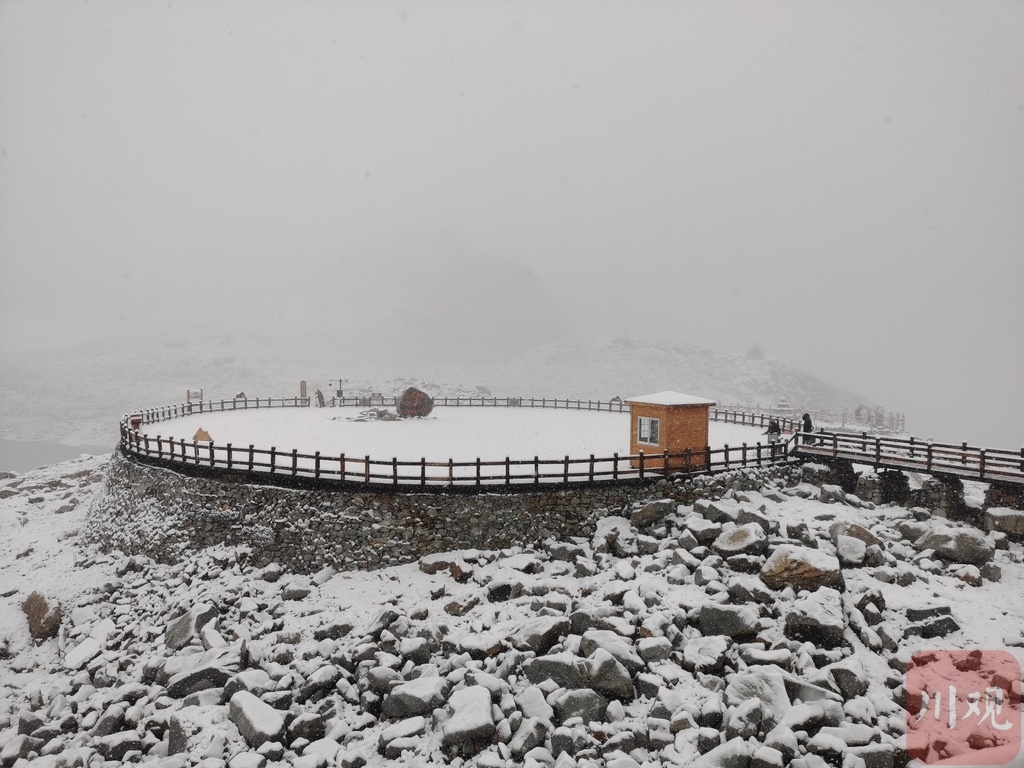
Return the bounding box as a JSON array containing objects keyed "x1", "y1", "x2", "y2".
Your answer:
[
  {"x1": 119, "y1": 396, "x2": 797, "y2": 488},
  {"x1": 796, "y1": 430, "x2": 1024, "y2": 484},
  {"x1": 118, "y1": 397, "x2": 1022, "y2": 488}
]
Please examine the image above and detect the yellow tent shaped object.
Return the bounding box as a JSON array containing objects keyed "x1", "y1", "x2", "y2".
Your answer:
[{"x1": 193, "y1": 428, "x2": 212, "y2": 442}]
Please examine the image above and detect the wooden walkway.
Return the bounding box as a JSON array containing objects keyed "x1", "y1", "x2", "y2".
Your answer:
[{"x1": 794, "y1": 431, "x2": 1024, "y2": 485}]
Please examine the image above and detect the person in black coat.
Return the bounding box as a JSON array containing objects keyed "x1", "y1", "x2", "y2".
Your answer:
[
  {"x1": 801, "y1": 413, "x2": 813, "y2": 444},
  {"x1": 764, "y1": 418, "x2": 782, "y2": 457}
]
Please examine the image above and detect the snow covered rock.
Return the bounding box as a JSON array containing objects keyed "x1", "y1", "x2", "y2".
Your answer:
[
  {"x1": 381, "y1": 676, "x2": 450, "y2": 718},
  {"x1": 984, "y1": 507, "x2": 1024, "y2": 540},
  {"x1": 165, "y1": 602, "x2": 219, "y2": 651},
  {"x1": 914, "y1": 526, "x2": 994, "y2": 566},
  {"x1": 21, "y1": 592, "x2": 62, "y2": 641},
  {"x1": 724, "y1": 665, "x2": 791, "y2": 729},
  {"x1": 631, "y1": 499, "x2": 675, "y2": 528},
  {"x1": 228, "y1": 691, "x2": 286, "y2": 748},
  {"x1": 509, "y1": 616, "x2": 571, "y2": 654},
  {"x1": 552, "y1": 688, "x2": 608, "y2": 724},
  {"x1": 523, "y1": 653, "x2": 591, "y2": 690},
  {"x1": 760, "y1": 545, "x2": 845, "y2": 592},
  {"x1": 699, "y1": 603, "x2": 760, "y2": 639},
  {"x1": 440, "y1": 685, "x2": 495, "y2": 749},
  {"x1": 587, "y1": 648, "x2": 635, "y2": 700},
  {"x1": 784, "y1": 587, "x2": 846, "y2": 648},
  {"x1": 712, "y1": 523, "x2": 768, "y2": 558}
]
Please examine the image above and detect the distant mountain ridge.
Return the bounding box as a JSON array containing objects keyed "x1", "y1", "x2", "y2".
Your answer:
[
  {"x1": 421, "y1": 337, "x2": 865, "y2": 411},
  {"x1": 0, "y1": 334, "x2": 866, "y2": 448}
]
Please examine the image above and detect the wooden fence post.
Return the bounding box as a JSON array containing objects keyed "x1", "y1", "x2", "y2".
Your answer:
[
  {"x1": 613, "y1": 453, "x2": 619, "y2": 480},
  {"x1": 505, "y1": 457, "x2": 510, "y2": 485},
  {"x1": 340, "y1": 453, "x2": 346, "y2": 480},
  {"x1": 248, "y1": 445, "x2": 254, "y2": 471},
  {"x1": 724, "y1": 444, "x2": 730, "y2": 469},
  {"x1": 157, "y1": 436, "x2": 163, "y2": 459},
  {"x1": 365, "y1": 456, "x2": 370, "y2": 483},
  {"x1": 421, "y1": 458, "x2": 426, "y2": 486},
  {"x1": 210, "y1": 442, "x2": 215, "y2": 467},
  {"x1": 476, "y1": 458, "x2": 481, "y2": 486},
  {"x1": 534, "y1": 456, "x2": 539, "y2": 484},
  {"x1": 962, "y1": 442, "x2": 968, "y2": 466},
  {"x1": 639, "y1": 451, "x2": 645, "y2": 479},
  {"x1": 979, "y1": 450, "x2": 986, "y2": 480},
  {"x1": 564, "y1": 456, "x2": 569, "y2": 483},
  {"x1": 589, "y1": 454, "x2": 595, "y2": 483},
  {"x1": 874, "y1": 438, "x2": 881, "y2": 465},
  {"x1": 393, "y1": 458, "x2": 398, "y2": 485},
  {"x1": 270, "y1": 447, "x2": 276, "y2": 474}
]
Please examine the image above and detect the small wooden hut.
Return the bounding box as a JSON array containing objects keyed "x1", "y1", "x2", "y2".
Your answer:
[{"x1": 625, "y1": 391, "x2": 717, "y2": 470}]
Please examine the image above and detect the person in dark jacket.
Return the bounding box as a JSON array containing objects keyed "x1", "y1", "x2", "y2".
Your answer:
[
  {"x1": 801, "y1": 413, "x2": 813, "y2": 444},
  {"x1": 764, "y1": 418, "x2": 782, "y2": 457}
]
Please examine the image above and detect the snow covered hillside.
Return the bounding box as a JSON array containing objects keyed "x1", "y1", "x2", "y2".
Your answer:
[
  {"x1": 0, "y1": 334, "x2": 864, "y2": 454},
  {"x1": 2, "y1": 455, "x2": 1023, "y2": 767}
]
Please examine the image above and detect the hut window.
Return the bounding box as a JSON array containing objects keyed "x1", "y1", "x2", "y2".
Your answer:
[{"x1": 638, "y1": 416, "x2": 660, "y2": 445}]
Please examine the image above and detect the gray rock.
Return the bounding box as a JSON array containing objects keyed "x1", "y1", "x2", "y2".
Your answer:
[
  {"x1": 229, "y1": 691, "x2": 286, "y2": 748},
  {"x1": 381, "y1": 676, "x2": 450, "y2": 718},
  {"x1": 553, "y1": 689, "x2": 609, "y2": 725},
  {"x1": 712, "y1": 524, "x2": 768, "y2": 558},
  {"x1": 165, "y1": 603, "x2": 219, "y2": 651},
  {"x1": 760, "y1": 545, "x2": 845, "y2": 592},
  {"x1": 835, "y1": 535, "x2": 866, "y2": 567},
  {"x1": 699, "y1": 603, "x2": 759, "y2": 639},
  {"x1": 509, "y1": 717, "x2": 548, "y2": 757},
  {"x1": 509, "y1": 617, "x2": 571, "y2": 655},
  {"x1": 784, "y1": 587, "x2": 846, "y2": 648},
  {"x1": 724, "y1": 665, "x2": 790, "y2": 729},
  {"x1": 523, "y1": 653, "x2": 590, "y2": 690},
  {"x1": 587, "y1": 648, "x2": 635, "y2": 701},
  {"x1": 985, "y1": 508, "x2": 1024, "y2": 540},
  {"x1": 92, "y1": 703, "x2": 126, "y2": 737},
  {"x1": 96, "y1": 731, "x2": 143, "y2": 762},
  {"x1": 441, "y1": 685, "x2": 495, "y2": 748},
  {"x1": 724, "y1": 698, "x2": 762, "y2": 740},
  {"x1": 914, "y1": 526, "x2": 994, "y2": 566},
  {"x1": 632, "y1": 499, "x2": 675, "y2": 528}
]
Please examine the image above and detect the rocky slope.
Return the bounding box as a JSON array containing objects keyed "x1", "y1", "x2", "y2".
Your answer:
[{"x1": 2, "y1": 456, "x2": 1024, "y2": 767}]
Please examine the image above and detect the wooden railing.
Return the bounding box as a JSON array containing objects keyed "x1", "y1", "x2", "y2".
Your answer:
[
  {"x1": 796, "y1": 431, "x2": 1024, "y2": 484},
  {"x1": 118, "y1": 396, "x2": 794, "y2": 488}
]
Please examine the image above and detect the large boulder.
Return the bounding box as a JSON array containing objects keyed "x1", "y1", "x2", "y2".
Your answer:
[
  {"x1": 784, "y1": 587, "x2": 846, "y2": 648},
  {"x1": 712, "y1": 524, "x2": 768, "y2": 558},
  {"x1": 914, "y1": 526, "x2": 994, "y2": 566},
  {"x1": 165, "y1": 603, "x2": 219, "y2": 651},
  {"x1": 22, "y1": 592, "x2": 61, "y2": 642},
  {"x1": 699, "y1": 604, "x2": 760, "y2": 639},
  {"x1": 440, "y1": 686, "x2": 495, "y2": 748},
  {"x1": 397, "y1": 387, "x2": 434, "y2": 418},
  {"x1": 229, "y1": 691, "x2": 286, "y2": 748},
  {"x1": 985, "y1": 508, "x2": 1024, "y2": 540},
  {"x1": 381, "y1": 677, "x2": 450, "y2": 718},
  {"x1": 724, "y1": 665, "x2": 791, "y2": 730},
  {"x1": 760, "y1": 545, "x2": 845, "y2": 592}
]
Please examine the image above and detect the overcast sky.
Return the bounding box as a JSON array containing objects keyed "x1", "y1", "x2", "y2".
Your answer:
[{"x1": 1, "y1": 0, "x2": 1022, "y2": 447}]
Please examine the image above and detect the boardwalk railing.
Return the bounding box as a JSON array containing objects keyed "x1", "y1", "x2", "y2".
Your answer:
[
  {"x1": 119, "y1": 396, "x2": 794, "y2": 488},
  {"x1": 796, "y1": 431, "x2": 1024, "y2": 485}
]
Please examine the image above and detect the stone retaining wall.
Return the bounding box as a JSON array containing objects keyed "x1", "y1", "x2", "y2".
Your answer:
[{"x1": 83, "y1": 453, "x2": 796, "y2": 573}]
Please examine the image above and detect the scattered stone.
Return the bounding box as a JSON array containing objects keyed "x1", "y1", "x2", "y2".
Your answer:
[
  {"x1": 22, "y1": 592, "x2": 62, "y2": 641},
  {"x1": 761, "y1": 546, "x2": 845, "y2": 592}
]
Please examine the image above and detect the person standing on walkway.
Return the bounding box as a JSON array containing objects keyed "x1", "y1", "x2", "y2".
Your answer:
[
  {"x1": 801, "y1": 412, "x2": 814, "y2": 445},
  {"x1": 764, "y1": 418, "x2": 782, "y2": 457}
]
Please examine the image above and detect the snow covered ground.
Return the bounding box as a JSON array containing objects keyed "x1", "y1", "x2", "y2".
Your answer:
[
  {"x1": 135, "y1": 408, "x2": 766, "y2": 463},
  {"x1": 2, "y1": 453, "x2": 1024, "y2": 767}
]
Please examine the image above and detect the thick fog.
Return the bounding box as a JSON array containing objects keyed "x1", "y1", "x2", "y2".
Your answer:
[{"x1": 1, "y1": 1, "x2": 1022, "y2": 448}]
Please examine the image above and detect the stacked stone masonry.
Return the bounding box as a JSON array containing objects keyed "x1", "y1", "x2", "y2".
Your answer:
[{"x1": 84, "y1": 453, "x2": 795, "y2": 574}]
